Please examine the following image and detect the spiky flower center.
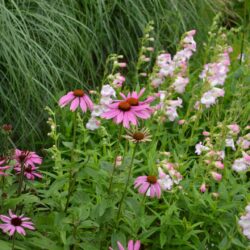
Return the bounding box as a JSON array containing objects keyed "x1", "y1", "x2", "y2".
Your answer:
[
  {"x1": 19, "y1": 151, "x2": 30, "y2": 162},
  {"x1": 73, "y1": 89, "x2": 84, "y2": 97},
  {"x1": 133, "y1": 132, "x2": 145, "y2": 141},
  {"x1": 147, "y1": 175, "x2": 157, "y2": 184},
  {"x1": 118, "y1": 101, "x2": 131, "y2": 111},
  {"x1": 2, "y1": 124, "x2": 12, "y2": 132},
  {"x1": 127, "y1": 97, "x2": 139, "y2": 106},
  {"x1": 25, "y1": 166, "x2": 33, "y2": 173},
  {"x1": 11, "y1": 217, "x2": 22, "y2": 226}
]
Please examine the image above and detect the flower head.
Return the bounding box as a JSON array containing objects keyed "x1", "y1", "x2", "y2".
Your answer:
[
  {"x1": 14, "y1": 149, "x2": 42, "y2": 168},
  {"x1": 239, "y1": 204, "x2": 250, "y2": 240},
  {"x1": 0, "y1": 210, "x2": 35, "y2": 236},
  {"x1": 14, "y1": 165, "x2": 42, "y2": 180},
  {"x1": 58, "y1": 89, "x2": 93, "y2": 112},
  {"x1": 109, "y1": 240, "x2": 141, "y2": 250},
  {"x1": 134, "y1": 175, "x2": 161, "y2": 198},
  {"x1": 123, "y1": 127, "x2": 151, "y2": 143},
  {"x1": 101, "y1": 88, "x2": 154, "y2": 128}
]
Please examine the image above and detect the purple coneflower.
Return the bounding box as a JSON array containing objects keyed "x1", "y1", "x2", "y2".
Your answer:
[
  {"x1": 134, "y1": 175, "x2": 161, "y2": 198},
  {"x1": 0, "y1": 157, "x2": 10, "y2": 176},
  {"x1": 59, "y1": 89, "x2": 93, "y2": 112},
  {"x1": 14, "y1": 149, "x2": 42, "y2": 168},
  {"x1": 14, "y1": 165, "x2": 42, "y2": 180},
  {"x1": 0, "y1": 210, "x2": 35, "y2": 236},
  {"x1": 101, "y1": 88, "x2": 154, "y2": 128},
  {"x1": 109, "y1": 240, "x2": 141, "y2": 250}
]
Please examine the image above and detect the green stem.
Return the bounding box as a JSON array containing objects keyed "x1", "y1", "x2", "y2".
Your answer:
[
  {"x1": 12, "y1": 233, "x2": 16, "y2": 250},
  {"x1": 116, "y1": 143, "x2": 138, "y2": 221},
  {"x1": 108, "y1": 125, "x2": 123, "y2": 194},
  {"x1": 240, "y1": 0, "x2": 247, "y2": 65},
  {"x1": 17, "y1": 162, "x2": 25, "y2": 196},
  {"x1": 64, "y1": 112, "x2": 77, "y2": 213}
]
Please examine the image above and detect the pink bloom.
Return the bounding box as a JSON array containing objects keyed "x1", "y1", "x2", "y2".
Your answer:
[
  {"x1": 172, "y1": 76, "x2": 189, "y2": 94},
  {"x1": 200, "y1": 183, "x2": 207, "y2": 193},
  {"x1": 178, "y1": 119, "x2": 185, "y2": 125},
  {"x1": 227, "y1": 124, "x2": 240, "y2": 134},
  {"x1": 14, "y1": 165, "x2": 42, "y2": 180},
  {"x1": 101, "y1": 88, "x2": 153, "y2": 128},
  {"x1": 134, "y1": 175, "x2": 162, "y2": 198},
  {"x1": 211, "y1": 171, "x2": 222, "y2": 181},
  {"x1": 14, "y1": 149, "x2": 42, "y2": 168},
  {"x1": 0, "y1": 210, "x2": 35, "y2": 236},
  {"x1": 109, "y1": 240, "x2": 141, "y2": 250},
  {"x1": 0, "y1": 157, "x2": 10, "y2": 176},
  {"x1": 214, "y1": 161, "x2": 224, "y2": 169},
  {"x1": 58, "y1": 89, "x2": 93, "y2": 112},
  {"x1": 202, "y1": 131, "x2": 210, "y2": 136}
]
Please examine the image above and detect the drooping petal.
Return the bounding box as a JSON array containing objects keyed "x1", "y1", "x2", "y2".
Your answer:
[{"x1": 70, "y1": 98, "x2": 79, "y2": 111}]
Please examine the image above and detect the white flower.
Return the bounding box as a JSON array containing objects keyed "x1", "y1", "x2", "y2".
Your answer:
[
  {"x1": 100, "y1": 96, "x2": 113, "y2": 105},
  {"x1": 86, "y1": 117, "x2": 100, "y2": 130},
  {"x1": 232, "y1": 158, "x2": 249, "y2": 172},
  {"x1": 173, "y1": 76, "x2": 189, "y2": 94},
  {"x1": 225, "y1": 137, "x2": 236, "y2": 150},
  {"x1": 237, "y1": 137, "x2": 250, "y2": 149},
  {"x1": 91, "y1": 105, "x2": 105, "y2": 117},
  {"x1": 158, "y1": 167, "x2": 173, "y2": 190},
  {"x1": 166, "y1": 107, "x2": 178, "y2": 121},
  {"x1": 201, "y1": 91, "x2": 217, "y2": 108},
  {"x1": 101, "y1": 84, "x2": 116, "y2": 97},
  {"x1": 195, "y1": 142, "x2": 209, "y2": 155},
  {"x1": 168, "y1": 97, "x2": 183, "y2": 108},
  {"x1": 239, "y1": 207, "x2": 250, "y2": 240}
]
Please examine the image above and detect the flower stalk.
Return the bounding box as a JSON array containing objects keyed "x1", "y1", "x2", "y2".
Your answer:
[{"x1": 117, "y1": 143, "x2": 138, "y2": 221}]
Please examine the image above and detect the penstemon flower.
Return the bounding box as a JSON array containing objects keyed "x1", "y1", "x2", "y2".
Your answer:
[
  {"x1": 109, "y1": 240, "x2": 141, "y2": 250},
  {"x1": 238, "y1": 204, "x2": 250, "y2": 240},
  {"x1": 134, "y1": 175, "x2": 162, "y2": 198},
  {"x1": 58, "y1": 89, "x2": 93, "y2": 112},
  {"x1": 0, "y1": 210, "x2": 35, "y2": 236}
]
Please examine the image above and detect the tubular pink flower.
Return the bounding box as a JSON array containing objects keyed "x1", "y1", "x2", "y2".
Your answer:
[
  {"x1": 200, "y1": 183, "x2": 207, "y2": 193},
  {"x1": 211, "y1": 171, "x2": 222, "y2": 181},
  {"x1": 134, "y1": 175, "x2": 162, "y2": 198},
  {"x1": 0, "y1": 210, "x2": 35, "y2": 236},
  {"x1": 14, "y1": 149, "x2": 42, "y2": 168},
  {"x1": 14, "y1": 165, "x2": 42, "y2": 180},
  {"x1": 101, "y1": 89, "x2": 153, "y2": 128},
  {"x1": 58, "y1": 90, "x2": 93, "y2": 112},
  {"x1": 109, "y1": 240, "x2": 141, "y2": 250}
]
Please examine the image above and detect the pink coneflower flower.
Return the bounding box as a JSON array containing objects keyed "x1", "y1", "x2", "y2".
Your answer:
[
  {"x1": 0, "y1": 210, "x2": 35, "y2": 236},
  {"x1": 0, "y1": 157, "x2": 10, "y2": 176},
  {"x1": 14, "y1": 165, "x2": 42, "y2": 180},
  {"x1": 58, "y1": 89, "x2": 93, "y2": 112},
  {"x1": 14, "y1": 149, "x2": 42, "y2": 168},
  {"x1": 134, "y1": 175, "x2": 161, "y2": 198},
  {"x1": 109, "y1": 240, "x2": 141, "y2": 250},
  {"x1": 101, "y1": 88, "x2": 154, "y2": 128}
]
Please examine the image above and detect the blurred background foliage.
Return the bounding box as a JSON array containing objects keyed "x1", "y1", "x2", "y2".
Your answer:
[{"x1": 0, "y1": 0, "x2": 248, "y2": 148}]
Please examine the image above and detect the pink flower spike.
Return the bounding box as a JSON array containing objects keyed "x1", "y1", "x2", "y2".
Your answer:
[
  {"x1": 58, "y1": 89, "x2": 93, "y2": 113},
  {"x1": 134, "y1": 175, "x2": 162, "y2": 198},
  {"x1": 0, "y1": 210, "x2": 35, "y2": 236},
  {"x1": 211, "y1": 171, "x2": 222, "y2": 181}
]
